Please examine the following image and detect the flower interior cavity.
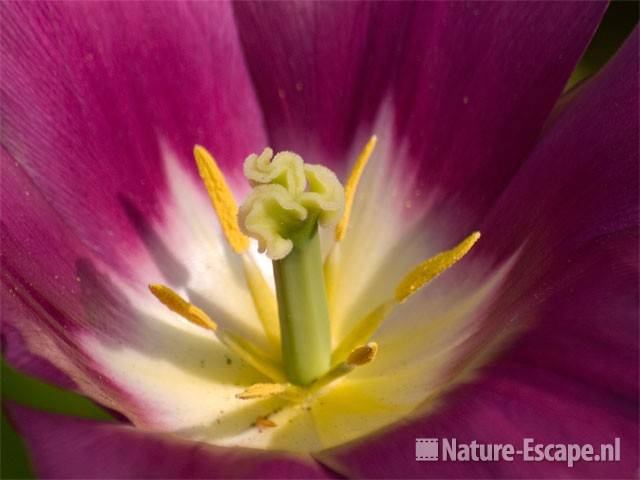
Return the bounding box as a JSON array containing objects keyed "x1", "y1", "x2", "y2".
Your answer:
[
  {"x1": 3, "y1": 3, "x2": 636, "y2": 476},
  {"x1": 148, "y1": 136, "x2": 482, "y2": 440}
]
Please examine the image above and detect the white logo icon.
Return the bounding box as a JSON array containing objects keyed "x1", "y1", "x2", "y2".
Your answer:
[{"x1": 416, "y1": 438, "x2": 439, "y2": 461}]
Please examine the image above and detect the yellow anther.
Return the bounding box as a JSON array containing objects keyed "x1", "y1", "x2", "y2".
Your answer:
[
  {"x1": 241, "y1": 255, "x2": 280, "y2": 349},
  {"x1": 346, "y1": 342, "x2": 378, "y2": 366},
  {"x1": 194, "y1": 145, "x2": 249, "y2": 253},
  {"x1": 395, "y1": 231, "x2": 481, "y2": 303},
  {"x1": 335, "y1": 135, "x2": 377, "y2": 241},
  {"x1": 148, "y1": 284, "x2": 217, "y2": 331},
  {"x1": 236, "y1": 382, "x2": 288, "y2": 399}
]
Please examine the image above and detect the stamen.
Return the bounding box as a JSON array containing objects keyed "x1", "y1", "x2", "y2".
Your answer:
[
  {"x1": 331, "y1": 300, "x2": 394, "y2": 366},
  {"x1": 194, "y1": 146, "x2": 283, "y2": 351},
  {"x1": 395, "y1": 231, "x2": 481, "y2": 303},
  {"x1": 236, "y1": 382, "x2": 288, "y2": 399},
  {"x1": 323, "y1": 242, "x2": 340, "y2": 312},
  {"x1": 325, "y1": 136, "x2": 377, "y2": 313},
  {"x1": 194, "y1": 145, "x2": 249, "y2": 254},
  {"x1": 241, "y1": 255, "x2": 280, "y2": 349},
  {"x1": 332, "y1": 232, "x2": 481, "y2": 365},
  {"x1": 148, "y1": 284, "x2": 217, "y2": 331},
  {"x1": 149, "y1": 284, "x2": 286, "y2": 383},
  {"x1": 335, "y1": 135, "x2": 377, "y2": 242}
]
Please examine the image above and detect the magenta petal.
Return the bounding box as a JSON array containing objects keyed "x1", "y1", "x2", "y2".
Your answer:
[
  {"x1": 482, "y1": 29, "x2": 639, "y2": 266},
  {"x1": 316, "y1": 32, "x2": 639, "y2": 479},
  {"x1": 1, "y1": 151, "x2": 150, "y2": 410},
  {"x1": 234, "y1": 2, "x2": 605, "y2": 223},
  {"x1": 476, "y1": 28, "x2": 639, "y2": 401},
  {"x1": 1, "y1": 1, "x2": 266, "y2": 270},
  {"x1": 1, "y1": 150, "x2": 94, "y2": 386},
  {"x1": 6, "y1": 405, "x2": 335, "y2": 479}
]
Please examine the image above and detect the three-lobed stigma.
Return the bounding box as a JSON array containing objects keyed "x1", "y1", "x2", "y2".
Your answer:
[{"x1": 239, "y1": 148, "x2": 344, "y2": 260}]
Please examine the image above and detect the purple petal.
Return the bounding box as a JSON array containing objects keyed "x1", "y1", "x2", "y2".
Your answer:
[
  {"x1": 234, "y1": 1, "x2": 605, "y2": 225},
  {"x1": 1, "y1": 1, "x2": 266, "y2": 270},
  {"x1": 482, "y1": 29, "x2": 639, "y2": 263},
  {"x1": 1, "y1": 152, "x2": 161, "y2": 414},
  {"x1": 6, "y1": 404, "x2": 335, "y2": 479},
  {"x1": 1, "y1": 151, "x2": 95, "y2": 386},
  {"x1": 316, "y1": 30, "x2": 639, "y2": 479}
]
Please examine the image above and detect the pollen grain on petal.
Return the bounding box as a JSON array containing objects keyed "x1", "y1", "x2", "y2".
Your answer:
[
  {"x1": 148, "y1": 284, "x2": 217, "y2": 331},
  {"x1": 346, "y1": 342, "x2": 378, "y2": 366},
  {"x1": 335, "y1": 135, "x2": 377, "y2": 242},
  {"x1": 194, "y1": 145, "x2": 249, "y2": 254},
  {"x1": 256, "y1": 417, "x2": 277, "y2": 429},
  {"x1": 395, "y1": 231, "x2": 481, "y2": 303}
]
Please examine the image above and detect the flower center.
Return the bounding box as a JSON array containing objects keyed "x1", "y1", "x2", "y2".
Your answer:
[{"x1": 149, "y1": 136, "x2": 480, "y2": 398}]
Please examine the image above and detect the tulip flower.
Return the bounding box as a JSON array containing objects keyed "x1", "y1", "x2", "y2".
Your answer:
[{"x1": 1, "y1": 2, "x2": 637, "y2": 478}]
